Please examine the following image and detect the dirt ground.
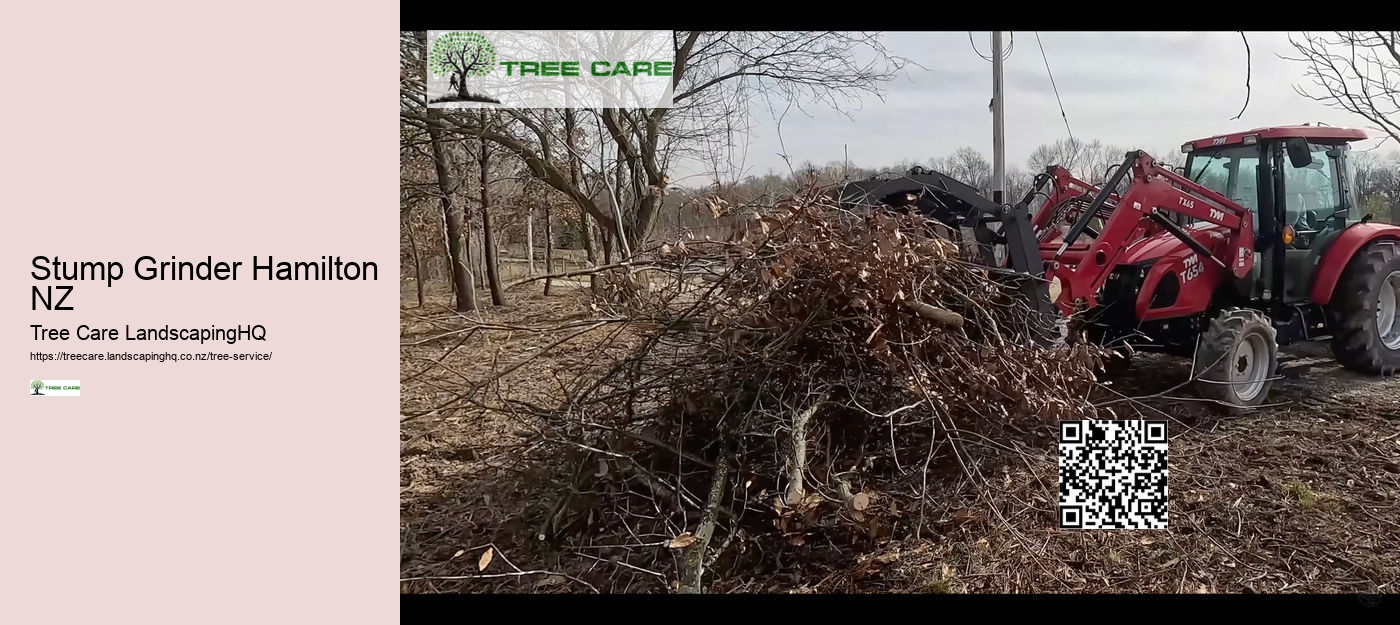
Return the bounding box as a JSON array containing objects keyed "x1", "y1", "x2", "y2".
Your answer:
[{"x1": 400, "y1": 281, "x2": 1400, "y2": 594}]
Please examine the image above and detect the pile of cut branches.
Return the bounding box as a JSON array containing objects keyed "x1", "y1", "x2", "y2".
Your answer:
[{"x1": 454, "y1": 187, "x2": 1108, "y2": 592}]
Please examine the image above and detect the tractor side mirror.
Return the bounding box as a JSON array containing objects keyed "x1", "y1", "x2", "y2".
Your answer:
[{"x1": 1286, "y1": 137, "x2": 1314, "y2": 169}]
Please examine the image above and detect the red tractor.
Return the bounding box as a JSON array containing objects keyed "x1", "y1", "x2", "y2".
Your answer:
[{"x1": 841, "y1": 125, "x2": 1400, "y2": 411}]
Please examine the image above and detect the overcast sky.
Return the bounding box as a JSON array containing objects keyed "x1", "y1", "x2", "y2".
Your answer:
[{"x1": 670, "y1": 31, "x2": 1393, "y2": 185}]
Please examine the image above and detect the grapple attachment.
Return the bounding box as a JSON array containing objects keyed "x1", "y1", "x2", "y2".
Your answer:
[{"x1": 839, "y1": 166, "x2": 1057, "y2": 341}]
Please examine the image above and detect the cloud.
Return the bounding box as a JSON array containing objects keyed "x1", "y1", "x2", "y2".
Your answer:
[{"x1": 675, "y1": 31, "x2": 1393, "y2": 182}]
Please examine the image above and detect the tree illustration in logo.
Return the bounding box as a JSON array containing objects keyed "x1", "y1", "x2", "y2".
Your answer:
[
  {"x1": 429, "y1": 31, "x2": 500, "y2": 103},
  {"x1": 31, "y1": 380, "x2": 44, "y2": 395}
]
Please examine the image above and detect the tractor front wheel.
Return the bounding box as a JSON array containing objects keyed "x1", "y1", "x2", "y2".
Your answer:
[
  {"x1": 1328, "y1": 239, "x2": 1400, "y2": 374},
  {"x1": 1193, "y1": 308, "x2": 1279, "y2": 413}
]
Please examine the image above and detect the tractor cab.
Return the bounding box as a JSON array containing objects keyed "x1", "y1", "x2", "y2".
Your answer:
[{"x1": 1180, "y1": 125, "x2": 1367, "y2": 312}]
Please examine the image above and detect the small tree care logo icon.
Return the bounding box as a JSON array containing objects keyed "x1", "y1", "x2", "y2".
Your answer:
[
  {"x1": 29, "y1": 379, "x2": 79, "y2": 397},
  {"x1": 429, "y1": 31, "x2": 500, "y2": 104}
]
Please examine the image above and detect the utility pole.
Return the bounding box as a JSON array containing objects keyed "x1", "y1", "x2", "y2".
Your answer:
[{"x1": 991, "y1": 31, "x2": 1006, "y2": 205}]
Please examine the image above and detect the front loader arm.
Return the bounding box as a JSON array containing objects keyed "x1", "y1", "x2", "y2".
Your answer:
[
  {"x1": 1047, "y1": 151, "x2": 1256, "y2": 315},
  {"x1": 1029, "y1": 166, "x2": 1122, "y2": 243}
]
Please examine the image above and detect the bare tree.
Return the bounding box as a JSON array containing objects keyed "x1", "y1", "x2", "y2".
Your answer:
[
  {"x1": 1084, "y1": 141, "x2": 1134, "y2": 183},
  {"x1": 543, "y1": 199, "x2": 556, "y2": 295},
  {"x1": 420, "y1": 31, "x2": 908, "y2": 255},
  {"x1": 403, "y1": 32, "x2": 477, "y2": 310},
  {"x1": 1022, "y1": 137, "x2": 1144, "y2": 185},
  {"x1": 1005, "y1": 166, "x2": 1033, "y2": 203},
  {"x1": 1353, "y1": 150, "x2": 1400, "y2": 223},
  {"x1": 399, "y1": 132, "x2": 433, "y2": 306},
  {"x1": 564, "y1": 108, "x2": 601, "y2": 291},
  {"x1": 427, "y1": 111, "x2": 479, "y2": 312},
  {"x1": 1285, "y1": 32, "x2": 1400, "y2": 146},
  {"x1": 1027, "y1": 138, "x2": 1090, "y2": 177},
  {"x1": 402, "y1": 211, "x2": 425, "y2": 307},
  {"x1": 525, "y1": 208, "x2": 535, "y2": 274},
  {"x1": 930, "y1": 146, "x2": 992, "y2": 194},
  {"x1": 479, "y1": 110, "x2": 506, "y2": 305}
]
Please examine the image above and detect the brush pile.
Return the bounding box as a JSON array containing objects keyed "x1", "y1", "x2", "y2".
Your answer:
[{"x1": 502, "y1": 187, "x2": 1108, "y2": 591}]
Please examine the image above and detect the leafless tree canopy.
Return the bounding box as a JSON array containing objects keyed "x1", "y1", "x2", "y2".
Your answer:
[
  {"x1": 402, "y1": 31, "x2": 909, "y2": 256},
  {"x1": 1286, "y1": 31, "x2": 1400, "y2": 146}
]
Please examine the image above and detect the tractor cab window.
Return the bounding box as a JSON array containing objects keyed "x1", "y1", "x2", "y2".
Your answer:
[
  {"x1": 1184, "y1": 145, "x2": 1262, "y2": 227},
  {"x1": 1282, "y1": 143, "x2": 1343, "y2": 231}
]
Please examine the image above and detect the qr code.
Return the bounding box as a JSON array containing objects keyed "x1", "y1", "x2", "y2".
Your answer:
[{"x1": 1058, "y1": 419, "x2": 1168, "y2": 530}]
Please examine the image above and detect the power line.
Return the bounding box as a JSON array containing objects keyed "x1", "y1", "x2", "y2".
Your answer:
[
  {"x1": 969, "y1": 32, "x2": 993, "y2": 61},
  {"x1": 1034, "y1": 31, "x2": 1074, "y2": 145},
  {"x1": 969, "y1": 31, "x2": 1013, "y2": 62}
]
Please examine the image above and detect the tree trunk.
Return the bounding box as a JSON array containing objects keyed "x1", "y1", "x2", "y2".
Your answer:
[
  {"x1": 564, "y1": 108, "x2": 599, "y2": 291},
  {"x1": 425, "y1": 111, "x2": 477, "y2": 312},
  {"x1": 614, "y1": 143, "x2": 626, "y2": 207},
  {"x1": 629, "y1": 193, "x2": 658, "y2": 252},
  {"x1": 600, "y1": 226, "x2": 614, "y2": 265},
  {"x1": 580, "y1": 212, "x2": 599, "y2": 291},
  {"x1": 403, "y1": 213, "x2": 424, "y2": 308},
  {"x1": 599, "y1": 109, "x2": 666, "y2": 254},
  {"x1": 479, "y1": 110, "x2": 506, "y2": 305},
  {"x1": 543, "y1": 202, "x2": 554, "y2": 296},
  {"x1": 526, "y1": 210, "x2": 536, "y2": 275},
  {"x1": 457, "y1": 141, "x2": 477, "y2": 292},
  {"x1": 613, "y1": 144, "x2": 632, "y2": 258},
  {"x1": 463, "y1": 201, "x2": 474, "y2": 288},
  {"x1": 474, "y1": 226, "x2": 485, "y2": 289},
  {"x1": 438, "y1": 212, "x2": 453, "y2": 294},
  {"x1": 456, "y1": 72, "x2": 470, "y2": 99}
]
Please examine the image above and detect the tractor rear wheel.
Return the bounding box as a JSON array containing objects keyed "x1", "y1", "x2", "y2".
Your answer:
[
  {"x1": 1328, "y1": 239, "x2": 1400, "y2": 374},
  {"x1": 1193, "y1": 308, "x2": 1278, "y2": 413}
]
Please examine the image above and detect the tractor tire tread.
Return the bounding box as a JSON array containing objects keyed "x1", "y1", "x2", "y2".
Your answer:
[
  {"x1": 1194, "y1": 308, "x2": 1277, "y2": 414},
  {"x1": 1328, "y1": 239, "x2": 1400, "y2": 375}
]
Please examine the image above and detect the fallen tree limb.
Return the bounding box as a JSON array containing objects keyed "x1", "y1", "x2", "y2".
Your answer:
[
  {"x1": 680, "y1": 451, "x2": 730, "y2": 594},
  {"x1": 785, "y1": 394, "x2": 825, "y2": 507},
  {"x1": 505, "y1": 260, "x2": 638, "y2": 289}
]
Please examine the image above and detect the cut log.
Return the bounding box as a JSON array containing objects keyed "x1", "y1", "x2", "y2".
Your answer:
[{"x1": 901, "y1": 299, "x2": 965, "y2": 329}]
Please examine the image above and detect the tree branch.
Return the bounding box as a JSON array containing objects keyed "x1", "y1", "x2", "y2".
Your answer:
[
  {"x1": 1284, "y1": 31, "x2": 1400, "y2": 146},
  {"x1": 1232, "y1": 32, "x2": 1252, "y2": 121}
]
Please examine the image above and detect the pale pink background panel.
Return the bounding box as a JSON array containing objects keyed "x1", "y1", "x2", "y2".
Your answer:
[{"x1": 0, "y1": 3, "x2": 399, "y2": 623}]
